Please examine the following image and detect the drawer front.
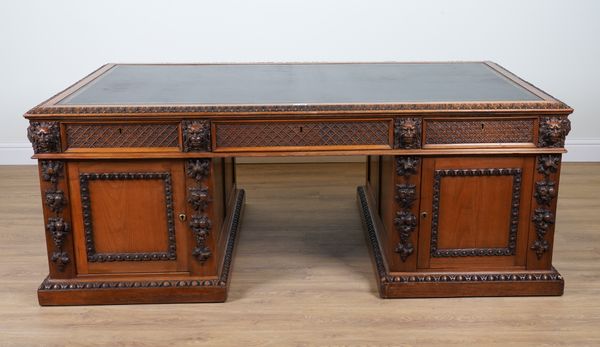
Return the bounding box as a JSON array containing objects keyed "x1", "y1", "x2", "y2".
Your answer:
[
  {"x1": 214, "y1": 119, "x2": 392, "y2": 151},
  {"x1": 424, "y1": 118, "x2": 535, "y2": 147},
  {"x1": 65, "y1": 123, "x2": 180, "y2": 149}
]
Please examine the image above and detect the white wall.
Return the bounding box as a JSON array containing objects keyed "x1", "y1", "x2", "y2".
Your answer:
[{"x1": 1, "y1": 0, "x2": 598, "y2": 164}]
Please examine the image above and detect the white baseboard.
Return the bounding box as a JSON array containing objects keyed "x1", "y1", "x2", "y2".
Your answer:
[
  {"x1": 0, "y1": 143, "x2": 35, "y2": 165},
  {"x1": 563, "y1": 138, "x2": 600, "y2": 162},
  {"x1": 1, "y1": 139, "x2": 599, "y2": 165}
]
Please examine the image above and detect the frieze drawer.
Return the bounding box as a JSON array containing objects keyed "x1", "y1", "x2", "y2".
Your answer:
[
  {"x1": 64, "y1": 123, "x2": 180, "y2": 150},
  {"x1": 423, "y1": 118, "x2": 536, "y2": 147},
  {"x1": 213, "y1": 119, "x2": 393, "y2": 151}
]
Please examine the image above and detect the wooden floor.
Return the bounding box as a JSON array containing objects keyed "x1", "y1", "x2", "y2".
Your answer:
[{"x1": 1, "y1": 162, "x2": 599, "y2": 346}]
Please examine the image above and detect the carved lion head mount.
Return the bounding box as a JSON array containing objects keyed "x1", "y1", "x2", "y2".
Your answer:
[
  {"x1": 183, "y1": 120, "x2": 211, "y2": 152},
  {"x1": 27, "y1": 121, "x2": 60, "y2": 153},
  {"x1": 394, "y1": 118, "x2": 421, "y2": 149},
  {"x1": 539, "y1": 117, "x2": 571, "y2": 147}
]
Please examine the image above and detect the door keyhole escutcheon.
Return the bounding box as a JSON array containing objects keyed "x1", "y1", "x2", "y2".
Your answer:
[{"x1": 178, "y1": 213, "x2": 187, "y2": 222}]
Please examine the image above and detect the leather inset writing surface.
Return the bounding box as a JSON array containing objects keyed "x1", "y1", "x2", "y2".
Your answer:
[{"x1": 59, "y1": 63, "x2": 541, "y2": 106}]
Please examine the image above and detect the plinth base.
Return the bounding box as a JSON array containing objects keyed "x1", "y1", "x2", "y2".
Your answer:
[
  {"x1": 357, "y1": 186, "x2": 564, "y2": 298},
  {"x1": 38, "y1": 189, "x2": 245, "y2": 306}
]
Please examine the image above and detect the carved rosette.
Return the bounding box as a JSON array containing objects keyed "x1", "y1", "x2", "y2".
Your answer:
[
  {"x1": 27, "y1": 121, "x2": 60, "y2": 153},
  {"x1": 182, "y1": 120, "x2": 211, "y2": 152},
  {"x1": 394, "y1": 118, "x2": 422, "y2": 149},
  {"x1": 394, "y1": 156, "x2": 420, "y2": 261},
  {"x1": 538, "y1": 116, "x2": 571, "y2": 148},
  {"x1": 41, "y1": 160, "x2": 70, "y2": 271},
  {"x1": 186, "y1": 159, "x2": 212, "y2": 263},
  {"x1": 531, "y1": 155, "x2": 561, "y2": 259}
]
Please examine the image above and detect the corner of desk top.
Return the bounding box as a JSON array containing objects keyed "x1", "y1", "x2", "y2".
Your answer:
[{"x1": 24, "y1": 63, "x2": 116, "y2": 117}]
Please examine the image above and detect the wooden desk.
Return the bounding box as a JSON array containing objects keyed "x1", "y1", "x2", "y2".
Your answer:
[{"x1": 24, "y1": 62, "x2": 572, "y2": 305}]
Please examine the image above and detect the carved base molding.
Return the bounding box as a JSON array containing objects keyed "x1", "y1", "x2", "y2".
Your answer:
[
  {"x1": 357, "y1": 186, "x2": 564, "y2": 298},
  {"x1": 37, "y1": 189, "x2": 245, "y2": 306}
]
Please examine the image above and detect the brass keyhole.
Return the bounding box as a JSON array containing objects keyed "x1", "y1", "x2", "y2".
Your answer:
[
  {"x1": 421, "y1": 212, "x2": 428, "y2": 219},
  {"x1": 178, "y1": 213, "x2": 187, "y2": 222}
]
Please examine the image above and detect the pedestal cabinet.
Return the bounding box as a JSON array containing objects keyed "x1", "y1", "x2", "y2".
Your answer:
[{"x1": 24, "y1": 62, "x2": 572, "y2": 304}]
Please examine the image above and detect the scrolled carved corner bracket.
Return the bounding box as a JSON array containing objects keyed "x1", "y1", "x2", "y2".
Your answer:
[
  {"x1": 186, "y1": 158, "x2": 213, "y2": 264},
  {"x1": 190, "y1": 214, "x2": 212, "y2": 262},
  {"x1": 395, "y1": 156, "x2": 420, "y2": 177},
  {"x1": 188, "y1": 186, "x2": 210, "y2": 211},
  {"x1": 182, "y1": 120, "x2": 211, "y2": 152},
  {"x1": 46, "y1": 217, "x2": 70, "y2": 271},
  {"x1": 393, "y1": 156, "x2": 420, "y2": 262},
  {"x1": 538, "y1": 116, "x2": 571, "y2": 148},
  {"x1": 530, "y1": 154, "x2": 560, "y2": 259},
  {"x1": 41, "y1": 161, "x2": 64, "y2": 184},
  {"x1": 27, "y1": 121, "x2": 61, "y2": 153},
  {"x1": 535, "y1": 181, "x2": 557, "y2": 205},
  {"x1": 394, "y1": 118, "x2": 422, "y2": 149},
  {"x1": 186, "y1": 159, "x2": 211, "y2": 181},
  {"x1": 394, "y1": 211, "x2": 417, "y2": 261},
  {"x1": 41, "y1": 160, "x2": 71, "y2": 272},
  {"x1": 395, "y1": 183, "x2": 416, "y2": 209},
  {"x1": 537, "y1": 155, "x2": 561, "y2": 176},
  {"x1": 45, "y1": 189, "x2": 66, "y2": 213},
  {"x1": 531, "y1": 207, "x2": 555, "y2": 259}
]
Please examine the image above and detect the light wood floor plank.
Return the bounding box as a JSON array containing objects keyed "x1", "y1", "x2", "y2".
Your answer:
[{"x1": 0, "y1": 163, "x2": 598, "y2": 346}]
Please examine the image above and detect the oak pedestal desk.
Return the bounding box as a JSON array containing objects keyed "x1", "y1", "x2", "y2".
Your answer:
[{"x1": 25, "y1": 62, "x2": 573, "y2": 305}]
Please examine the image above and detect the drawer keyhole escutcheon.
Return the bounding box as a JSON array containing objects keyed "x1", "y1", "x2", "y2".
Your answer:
[
  {"x1": 178, "y1": 213, "x2": 187, "y2": 222},
  {"x1": 421, "y1": 211, "x2": 428, "y2": 219}
]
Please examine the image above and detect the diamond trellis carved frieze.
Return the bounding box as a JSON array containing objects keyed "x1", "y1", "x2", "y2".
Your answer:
[
  {"x1": 394, "y1": 156, "x2": 420, "y2": 261},
  {"x1": 425, "y1": 119, "x2": 534, "y2": 145},
  {"x1": 531, "y1": 155, "x2": 561, "y2": 259},
  {"x1": 79, "y1": 172, "x2": 177, "y2": 262},
  {"x1": 66, "y1": 123, "x2": 179, "y2": 149},
  {"x1": 430, "y1": 168, "x2": 522, "y2": 257},
  {"x1": 215, "y1": 121, "x2": 390, "y2": 148},
  {"x1": 40, "y1": 160, "x2": 70, "y2": 272},
  {"x1": 186, "y1": 159, "x2": 212, "y2": 263}
]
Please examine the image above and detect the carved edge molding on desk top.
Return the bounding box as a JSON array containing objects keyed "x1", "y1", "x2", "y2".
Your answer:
[
  {"x1": 430, "y1": 168, "x2": 522, "y2": 257},
  {"x1": 357, "y1": 186, "x2": 563, "y2": 284},
  {"x1": 79, "y1": 172, "x2": 177, "y2": 262},
  {"x1": 530, "y1": 155, "x2": 561, "y2": 259},
  {"x1": 394, "y1": 118, "x2": 421, "y2": 149},
  {"x1": 394, "y1": 156, "x2": 420, "y2": 261},
  {"x1": 27, "y1": 101, "x2": 572, "y2": 115},
  {"x1": 182, "y1": 120, "x2": 211, "y2": 152},
  {"x1": 186, "y1": 159, "x2": 212, "y2": 263},
  {"x1": 538, "y1": 116, "x2": 571, "y2": 148},
  {"x1": 27, "y1": 121, "x2": 60, "y2": 153},
  {"x1": 38, "y1": 189, "x2": 245, "y2": 291},
  {"x1": 41, "y1": 160, "x2": 70, "y2": 272}
]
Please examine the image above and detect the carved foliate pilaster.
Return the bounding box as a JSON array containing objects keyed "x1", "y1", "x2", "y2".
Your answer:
[
  {"x1": 186, "y1": 159, "x2": 212, "y2": 263},
  {"x1": 182, "y1": 120, "x2": 211, "y2": 152},
  {"x1": 394, "y1": 156, "x2": 420, "y2": 261},
  {"x1": 530, "y1": 155, "x2": 561, "y2": 259},
  {"x1": 394, "y1": 118, "x2": 421, "y2": 149},
  {"x1": 538, "y1": 117, "x2": 571, "y2": 148},
  {"x1": 40, "y1": 160, "x2": 71, "y2": 272},
  {"x1": 27, "y1": 121, "x2": 60, "y2": 153}
]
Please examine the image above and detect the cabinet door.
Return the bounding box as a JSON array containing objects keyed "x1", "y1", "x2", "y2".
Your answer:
[
  {"x1": 68, "y1": 160, "x2": 188, "y2": 274},
  {"x1": 417, "y1": 156, "x2": 534, "y2": 270}
]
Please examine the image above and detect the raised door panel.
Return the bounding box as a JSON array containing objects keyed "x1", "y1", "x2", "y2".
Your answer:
[
  {"x1": 68, "y1": 160, "x2": 189, "y2": 274},
  {"x1": 418, "y1": 156, "x2": 534, "y2": 270}
]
